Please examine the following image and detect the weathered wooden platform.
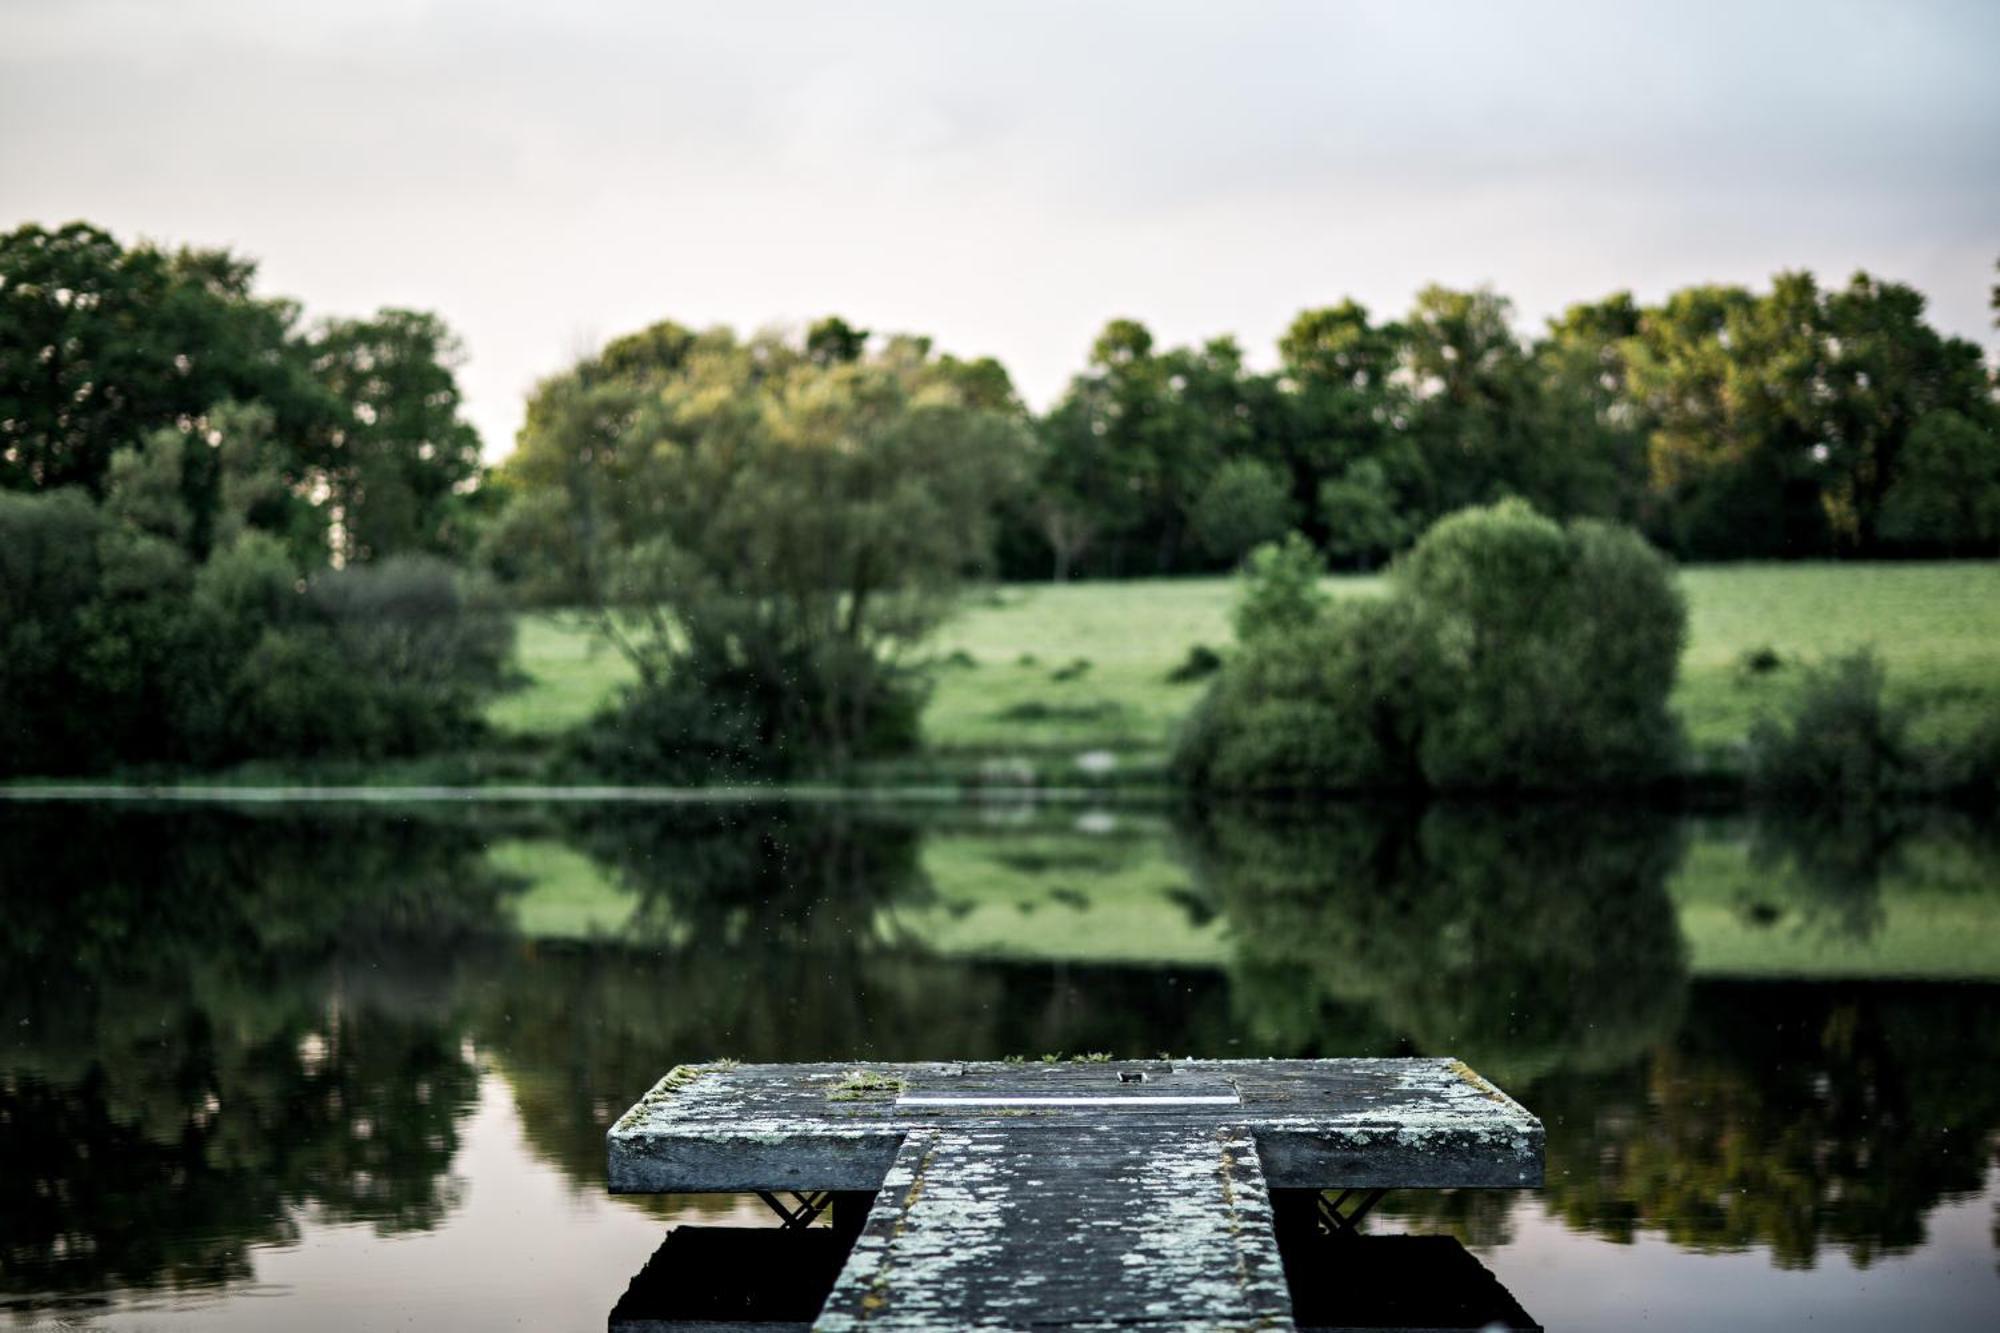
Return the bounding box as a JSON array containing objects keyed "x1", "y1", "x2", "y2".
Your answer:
[{"x1": 608, "y1": 1058, "x2": 1541, "y2": 1331}]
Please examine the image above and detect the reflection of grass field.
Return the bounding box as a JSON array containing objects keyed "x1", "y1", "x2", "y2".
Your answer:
[
  {"x1": 490, "y1": 839, "x2": 639, "y2": 939},
  {"x1": 1670, "y1": 821, "x2": 2000, "y2": 979},
  {"x1": 486, "y1": 614, "x2": 636, "y2": 737},
  {"x1": 485, "y1": 813, "x2": 2000, "y2": 979},
  {"x1": 491, "y1": 563, "x2": 2000, "y2": 766},
  {"x1": 906, "y1": 813, "x2": 1228, "y2": 966}
]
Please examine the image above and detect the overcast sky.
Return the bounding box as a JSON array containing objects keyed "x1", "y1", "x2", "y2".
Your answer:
[{"x1": 4, "y1": 0, "x2": 1996, "y2": 457}]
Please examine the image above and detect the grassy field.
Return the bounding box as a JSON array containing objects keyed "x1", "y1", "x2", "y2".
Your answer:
[
  {"x1": 486, "y1": 613, "x2": 636, "y2": 737},
  {"x1": 489, "y1": 562, "x2": 2000, "y2": 774}
]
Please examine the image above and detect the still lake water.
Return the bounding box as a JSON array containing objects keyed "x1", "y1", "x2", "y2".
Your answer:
[{"x1": 2, "y1": 798, "x2": 1997, "y2": 1330}]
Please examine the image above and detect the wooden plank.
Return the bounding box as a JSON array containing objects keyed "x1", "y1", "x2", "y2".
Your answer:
[{"x1": 814, "y1": 1125, "x2": 1293, "y2": 1331}]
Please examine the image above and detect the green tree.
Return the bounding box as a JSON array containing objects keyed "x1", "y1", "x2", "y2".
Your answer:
[
  {"x1": 508, "y1": 322, "x2": 1029, "y2": 776},
  {"x1": 1626, "y1": 271, "x2": 1991, "y2": 556},
  {"x1": 1178, "y1": 500, "x2": 1686, "y2": 794},
  {"x1": 1625, "y1": 279, "x2": 1822, "y2": 556},
  {"x1": 1317, "y1": 459, "x2": 1411, "y2": 567},
  {"x1": 1879, "y1": 409, "x2": 2000, "y2": 552},
  {"x1": 1229, "y1": 531, "x2": 1329, "y2": 643},
  {"x1": 1399, "y1": 285, "x2": 1536, "y2": 518},
  {"x1": 1035, "y1": 320, "x2": 1264, "y2": 576},
  {"x1": 0, "y1": 488, "x2": 117, "y2": 772},
  {"x1": 1526, "y1": 293, "x2": 1652, "y2": 525},
  {"x1": 1813, "y1": 273, "x2": 1992, "y2": 549},
  {"x1": 307, "y1": 309, "x2": 485, "y2": 562},
  {"x1": 805, "y1": 315, "x2": 869, "y2": 365},
  {"x1": 1275, "y1": 300, "x2": 1412, "y2": 547},
  {"x1": 1747, "y1": 650, "x2": 1908, "y2": 805},
  {"x1": 1399, "y1": 500, "x2": 1686, "y2": 790},
  {"x1": 0, "y1": 222, "x2": 330, "y2": 499},
  {"x1": 1175, "y1": 594, "x2": 1430, "y2": 793},
  {"x1": 104, "y1": 401, "x2": 323, "y2": 563},
  {"x1": 1190, "y1": 456, "x2": 1292, "y2": 560}
]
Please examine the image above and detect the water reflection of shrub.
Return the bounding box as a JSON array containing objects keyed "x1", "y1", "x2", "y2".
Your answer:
[
  {"x1": 0, "y1": 1011, "x2": 479, "y2": 1301},
  {"x1": 0, "y1": 806, "x2": 506, "y2": 1303},
  {"x1": 554, "y1": 804, "x2": 935, "y2": 948},
  {"x1": 1188, "y1": 803, "x2": 1690, "y2": 1085},
  {"x1": 1739, "y1": 806, "x2": 2000, "y2": 947},
  {"x1": 483, "y1": 806, "x2": 1254, "y2": 1185},
  {"x1": 468, "y1": 945, "x2": 1244, "y2": 1190}
]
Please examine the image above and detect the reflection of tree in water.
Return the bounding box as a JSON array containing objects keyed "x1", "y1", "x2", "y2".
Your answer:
[
  {"x1": 473, "y1": 804, "x2": 1245, "y2": 1189},
  {"x1": 1739, "y1": 807, "x2": 1904, "y2": 942},
  {"x1": 556, "y1": 803, "x2": 936, "y2": 949},
  {"x1": 0, "y1": 805, "x2": 505, "y2": 1302},
  {"x1": 1734, "y1": 808, "x2": 2000, "y2": 945},
  {"x1": 1532, "y1": 983, "x2": 2000, "y2": 1269},
  {"x1": 1188, "y1": 803, "x2": 1690, "y2": 1086},
  {"x1": 1, "y1": 1008, "x2": 477, "y2": 1298},
  {"x1": 1190, "y1": 803, "x2": 2000, "y2": 1266},
  {"x1": 6, "y1": 801, "x2": 1997, "y2": 1295}
]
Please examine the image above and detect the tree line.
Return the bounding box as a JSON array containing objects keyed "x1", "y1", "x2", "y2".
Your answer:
[
  {"x1": 3, "y1": 218, "x2": 1996, "y2": 779},
  {"x1": 7, "y1": 220, "x2": 1995, "y2": 587},
  {"x1": 0, "y1": 223, "x2": 509, "y2": 775},
  {"x1": 1007, "y1": 273, "x2": 1998, "y2": 578}
]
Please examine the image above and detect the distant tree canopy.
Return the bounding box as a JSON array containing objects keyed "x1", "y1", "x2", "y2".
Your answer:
[
  {"x1": 1005, "y1": 268, "x2": 1997, "y2": 578},
  {"x1": 0, "y1": 221, "x2": 486, "y2": 563},
  {"x1": 500, "y1": 321, "x2": 1029, "y2": 777}
]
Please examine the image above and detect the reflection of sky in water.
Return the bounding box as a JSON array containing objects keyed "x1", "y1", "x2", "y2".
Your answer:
[
  {"x1": 72, "y1": 1068, "x2": 1999, "y2": 1333},
  {"x1": 79, "y1": 1069, "x2": 711, "y2": 1332},
  {"x1": 1488, "y1": 1175, "x2": 2000, "y2": 1332}
]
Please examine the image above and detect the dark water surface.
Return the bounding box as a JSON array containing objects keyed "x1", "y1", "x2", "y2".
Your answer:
[{"x1": 2, "y1": 799, "x2": 1997, "y2": 1330}]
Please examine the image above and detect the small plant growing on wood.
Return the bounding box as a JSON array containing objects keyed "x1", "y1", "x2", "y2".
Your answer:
[{"x1": 827, "y1": 1070, "x2": 907, "y2": 1101}]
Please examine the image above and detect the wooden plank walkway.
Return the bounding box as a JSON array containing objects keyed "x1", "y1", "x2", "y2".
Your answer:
[{"x1": 608, "y1": 1059, "x2": 1541, "y2": 1331}]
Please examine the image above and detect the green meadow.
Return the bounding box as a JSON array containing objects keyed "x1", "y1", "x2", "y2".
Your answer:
[{"x1": 490, "y1": 562, "x2": 2000, "y2": 775}]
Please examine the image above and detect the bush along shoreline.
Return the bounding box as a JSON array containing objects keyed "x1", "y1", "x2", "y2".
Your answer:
[
  {"x1": 1174, "y1": 503, "x2": 2000, "y2": 813},
  {"x1": 1175, "y1": 501, "x2": 1688, "y2": 797},
  {"x1": 8, "y1": 510, "x2": 1996, "y2": 817}
]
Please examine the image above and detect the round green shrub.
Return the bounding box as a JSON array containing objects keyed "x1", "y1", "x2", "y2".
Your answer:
[
  {"x1": 1178, "y1": 499, "x2": 1687, "y2": 794},
  {"x1": 1399, "y1": 501, "x2": 1686, "y2": 791},
  {"x1": 567, "y1": 649, "x2": 926, "y2": 784},
  {"x1": 1173, "y1": 596, "x2": 1430, "y2": 793}
]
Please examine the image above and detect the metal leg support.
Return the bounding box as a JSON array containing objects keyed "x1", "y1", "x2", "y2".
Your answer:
[
  {"x1": 755, "y1": 1190, "x2": 834, "y2": 1229},
  {"x1": 1315, "y1": 1188, "x2": 1388, "y2": 1236}
]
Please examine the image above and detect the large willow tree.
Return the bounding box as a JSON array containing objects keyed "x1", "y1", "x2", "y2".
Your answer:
[{"x1": 499, "y1": 320, "x2": 1027, "y2": 777}]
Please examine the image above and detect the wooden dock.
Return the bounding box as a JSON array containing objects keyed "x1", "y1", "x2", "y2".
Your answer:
[{"x1": 608, "y1": 1058, "x2": 1542, "y2": 1331}]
